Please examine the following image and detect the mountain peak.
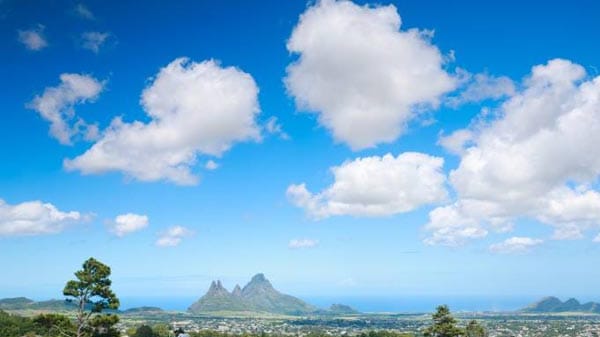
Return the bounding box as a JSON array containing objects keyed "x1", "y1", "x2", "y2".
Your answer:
[
  {"x1": 565, "y1": 298, "x2": 580, "y2": 305},
  {"x1": 541, "y1": 296, "x2": 561, "y2": 302},
  {"x1": 207, "y1": 280, "x2": 229, "y2": 296},
  {"x1": 250, "y1": 273, "x2": 267, "y2": 283},
  {"x1": 232, "y1": 284, "x2": 242, "y2": 297},
  {"x1": 242, "y1": 273, "x2": 275, "y2": 297}
]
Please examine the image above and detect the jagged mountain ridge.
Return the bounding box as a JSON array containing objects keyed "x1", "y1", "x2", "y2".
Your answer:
[
  {"x1": 188, "y1": 273, "x2": 319, "y2": 315},
  {"x1": 189, "y1": 280, "x2": 250, "y2": 312},
  {"x1": 522, "y1": 296, "x2": 600, "y2": 313}
]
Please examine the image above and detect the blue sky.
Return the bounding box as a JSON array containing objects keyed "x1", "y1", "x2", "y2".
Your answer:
[{"x1": 2, "y1": 0, "x2": 600, "y2": 309}]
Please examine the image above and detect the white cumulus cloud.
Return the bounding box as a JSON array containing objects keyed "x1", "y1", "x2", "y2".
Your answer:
[
  {"x1": 285, "y1": 0, "x2": 456, "y2": 150},
  {"x1": 65, "y1": 58, "x2": 261, "y2": 185},
  {"x1": 287, "y1": 152, "x2": 447, "y2": 219},
  {"x1": 425, "y1": 59, "x2": 600, "y2": 245},
  {"x1": 288, "y1": 238, "x2": 319, "y2": 249},
  {"x1": 0, "y1": 199, "x2": 86, "y2": 237},
  {"x1": 27, "y1": 73, "x2": 104, "y2": 145},
  {"x1": 109, "y1": 213, "x2": 148, "y2": 237},
  {"x1": 18, "y1": 24, "x2": 48, "y2": 51},
  {"x1": 489, "y1": 237, "x2": 543, "y2": 254},
  {"x1": 423, "y1": 201, "x2": 490, "y2": 247},
  {"x1": 156, "y1": 225, "x2": 193, "y2": 247}
]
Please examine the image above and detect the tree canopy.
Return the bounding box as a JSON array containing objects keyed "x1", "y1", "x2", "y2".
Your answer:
[
  {"x1": 423, "y1": 305, "x2": 464, "y2": 337},
  {"x1": 63, "y1": 257, "x2": 120, "y2": 337},
  {"x1": 465, "y1": 320, "x2": 486, "y2": 337}
]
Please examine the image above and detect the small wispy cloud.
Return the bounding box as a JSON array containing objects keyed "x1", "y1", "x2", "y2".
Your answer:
[
  {"x1": 74, "y1": 3, "x2": 95, "y2": 20},
  {"x1": 338, "y1": 277, "x2": 357, "y2": 287},
  {"x1": 265, "y1": 116, "x2": 290, "y2": 140},
  {"x1": 205, "y1": 160, "x2": 219, "y2": 170},
  {"x1": 446, "y1": 72, "x2": 515, "y2": 107},
  {"x1": 18, "y1": 24, "x2": 48, "y2": 51},
  {"x1": 288, "y1": 238, "x2": 319, "y2": 249},
  {"x1": 156, "y1": 225, "x2": 193, "y2": 247},
  {"x1": 489, "y1": 237, "x2": 543, "y2": 254},
  {"x1": 81, "y1": 31, "x2": 110, "y2": 53}
]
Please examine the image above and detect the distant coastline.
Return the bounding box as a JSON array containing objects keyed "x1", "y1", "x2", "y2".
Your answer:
[
  {"x1": 5, "y1": 294, "x2": 600, "y2": 314},
  {"x1": 114, "y1": 295, "x2": 544, "y2": 313}
]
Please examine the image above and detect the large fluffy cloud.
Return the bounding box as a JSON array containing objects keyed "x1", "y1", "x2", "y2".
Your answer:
[
  {"x1": 28, "y1": 73, "x2": 104, "y2": 144},
  {"x1": 285, "y1": 0, "x2": 456, "y2": 150},
  {"x1": 287, "y1": 152, "x2": 447, "y2": 219},
  {"x1": 65, "y1": 58, "x2": 261, "y2": 185},
  {"x1": 426, "y1": 59, "x2": 600, "y2": 245},
  {"x1": 0, "y1": 199, "x2": 86, "y2": 236}
]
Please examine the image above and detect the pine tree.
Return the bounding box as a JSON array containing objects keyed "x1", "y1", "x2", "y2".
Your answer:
[
  {"x1": 423, "y1": 305, "x2": 464, "y2": 337},
  {"x1": 465, "y1": 320, "x2": 486, "y2": 337},
  {"x1": 63, "y1": 258, "x2": 120, "y2": 337}
]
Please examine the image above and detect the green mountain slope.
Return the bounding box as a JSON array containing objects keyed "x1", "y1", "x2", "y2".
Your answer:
[
  {"x1": 328, "y1": 303, "x2": 359, "y2": 314},
  {"x1": 0, "y1": 297, "x2": 77, "y2": 311},
  {"x1": 0, "y1": 297, "x2": 35, "y2": 310},
  {"x1": 188, "y1": 280, "x2": 250, "y2": 312}
]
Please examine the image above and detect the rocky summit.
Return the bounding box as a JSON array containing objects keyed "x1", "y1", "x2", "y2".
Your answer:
[{"x1": 188, "y1": 273, "x2": 317, "y2": 315}]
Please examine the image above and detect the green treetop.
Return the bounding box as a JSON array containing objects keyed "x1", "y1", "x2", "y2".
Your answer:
[
  {"x1": 465, "y1": 320, "x2": 486, "y2": 337},
  {"x1": 134, "y1": 325, "x2": 158, "y2": 337},
  {"x1": 423, "y1": 305, "x2": 464, "y2": 337}
]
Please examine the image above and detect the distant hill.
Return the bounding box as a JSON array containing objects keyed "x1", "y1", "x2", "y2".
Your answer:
[
  {"x1": 0, "y1": 297, "x2": 76, "y2": 311},
  {"x1": 0, "y1": 297, "x2": 35, "y2": 310},
  {"x1": 0, "y1": 297, "x2": 124, "y2": 313},
  {"x1": 122, "y1": 306, "x2": 164, "y2": 314},
  {"x1": 522, "y1": 297, "x2": 600, "y2": 313},
  {"x1": 189, "y1": 273, "x2": 355, "y2": 316},
  {"x1": 328, "y1": 303, "x2": 359, "y2": 314}
]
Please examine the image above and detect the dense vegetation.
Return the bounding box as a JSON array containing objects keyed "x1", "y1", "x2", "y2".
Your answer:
[
  {"x1": 0, "y1": 310, "x2": 76, "y2": 337},
  {"x1": 0, "y1": 308, "x2": 486, "y2": 337}
]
